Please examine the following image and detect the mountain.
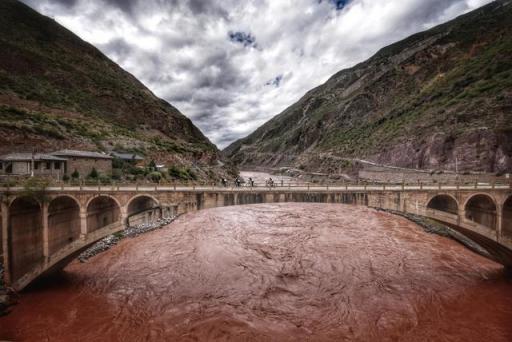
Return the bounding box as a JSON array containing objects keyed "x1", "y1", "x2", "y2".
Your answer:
[
  {"x1": 0, "y1": 0, "x2": 220, "y2": 175},
  {"x1": 224, "y1": 0, "x2": 512, "y2": 174}
]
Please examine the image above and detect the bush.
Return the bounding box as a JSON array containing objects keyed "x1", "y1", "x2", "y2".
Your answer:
[
  {"x1": 88, "y1": 167, "x2": 99, "y2": 179},
  {"x1": 112, "y1": 157, "x2": 124, "y2": 169},
  {"x1": 168, "y1": 165, "x2": 192, "y2": 180},
  {"x1": 99, "y1": 174, "x2": 112, "y2": 184},
  {"x1": 111, "y1": 169, "x2": 122, "y2": 180},
  {"x1": 62, "y1": 174, "x2": 70, "y2": 182},
  {"x1": 127, "y1": 165, "x2": 145, "y2": 176},
  {"x1": 149, "y1": 171, "x2": 162, "y2": 183},
  {"x1": 187, "y1": 168, "x2": 197, "y2": 180},
  {"x1": 148, "y1": 160, "x2": 157, "y2": 172},
  {"x1": 22, "y1": 177, "x2": 50, "y2": 202},
  {"x1": 71, "y1": 169, "x2": 80, "y2": 179}
]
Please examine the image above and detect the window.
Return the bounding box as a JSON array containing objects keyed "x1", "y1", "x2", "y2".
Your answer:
[
  {"x1": 34, "y1": 161, "x2": 40, "y2": 170},
  {"x1": 0, "y1": 162, "x2": 3, "y2": 170},
  {"x1": 54, "y1": 162, "x2": 61, "y2": 170},
  {"x1": 46, "y1": 161, "x2": 51, "y2": 169}
]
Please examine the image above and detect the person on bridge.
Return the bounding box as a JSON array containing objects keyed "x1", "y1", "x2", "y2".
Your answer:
[
  {"x1": 248, "y1": 177, "x2": 254, "y2": 187},
  {"x1": 221, "y1": 178, "x2": 227, "y2": 187},
  {"x1": 235, "y1": 177, "x2": 241, "y2": 187},
  {"x1": 267, "y1": 178, "x2": 274, "y2": 187}
]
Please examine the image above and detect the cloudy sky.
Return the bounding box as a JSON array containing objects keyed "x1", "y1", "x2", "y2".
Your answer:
[{"x1": 22, "y1": 0, "x2": 492, "y2": 148}]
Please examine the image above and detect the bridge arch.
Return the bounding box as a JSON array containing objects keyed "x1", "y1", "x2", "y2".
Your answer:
[
  {"x1": 502, "y1": 195, "x2": 512, "y2": 239},
  {"x1": 427, "y1": 194, "x2": 459, "y2": 215},
  {"x1": 86, "y1": 195, "x2": 121, "y2": 233},
  {"x1": 48, "y1": 195, "x2": 81, "y2": 255},
  {"x1": 8, "y1": 196, "x2": 43, "y2": 282},
  {"x1": 126, "y1": 194, "x2": 160, "y2": 215},
  {"x1": 464, "y1": 194, "x2": 497, "y2": 230}
]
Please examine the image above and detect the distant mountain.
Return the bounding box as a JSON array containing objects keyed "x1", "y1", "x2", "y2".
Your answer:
[
  {"x1": 0, "y1": 0, "x2": 219, "y2": 174},
  {"x1": 225, "y1": 0, "x2": 512, "y2": 174}
]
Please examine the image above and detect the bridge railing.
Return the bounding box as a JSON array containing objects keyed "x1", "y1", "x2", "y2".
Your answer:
[{"x1": 0, "y1": 179, "x2": 511, "y2": 192}]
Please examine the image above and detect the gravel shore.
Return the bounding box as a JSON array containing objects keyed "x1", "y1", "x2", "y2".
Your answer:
[
  {"x1": 78, "y1": 216, "x2": 177, "y2": 262},
  {"x1": 375, "y1": 208, "x2": 491, "y2": 259}
]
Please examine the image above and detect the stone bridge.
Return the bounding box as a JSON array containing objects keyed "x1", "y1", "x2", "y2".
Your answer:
[{"x1": 1, "y1": 183, "x2": 511, "y2": 290}]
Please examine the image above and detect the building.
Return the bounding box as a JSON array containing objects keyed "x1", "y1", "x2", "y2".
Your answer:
[
  {"x1": 51, "y1": 150, "x2": 112, "y2": 178},
  {"x1": 0, "y1": 153, "x2": 67, "y2": 179},
  {"x1": 110, "y1": 152, "x2": 144, "y2": 166}
]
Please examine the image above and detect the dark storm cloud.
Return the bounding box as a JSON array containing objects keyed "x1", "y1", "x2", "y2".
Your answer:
[
  {"x1": 102, "y1": 0, "x2": 137, "y2": 13},
  {"x1": 228, "y1": 31, "x2": 257, "y2": 48},
  {"x1": 20, "y1": 0, "x2": 493, "y2": 147},
  {"x1": 321, "y1": 0, "x2": 350, "y2": 10},
  {"x1": 266, "y1": 75, "x2": 283, "y2": 87}
]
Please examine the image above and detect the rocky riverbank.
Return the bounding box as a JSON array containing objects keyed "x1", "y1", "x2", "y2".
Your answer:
[
  {"x1": 78, "y1": 216, "x2": 178, "y2": 262},
  {"x1": 375, "y1": 208, "x2": 492, "y2": 259},
  {"x1": 0, "y1": 263, "x2": 16, "y2": 316}
]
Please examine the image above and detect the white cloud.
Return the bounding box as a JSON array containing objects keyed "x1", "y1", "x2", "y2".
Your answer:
[{"x1": 22, "y1": 0, "x2": 494, "y2": 148}]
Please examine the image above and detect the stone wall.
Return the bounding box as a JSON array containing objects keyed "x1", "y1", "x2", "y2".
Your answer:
[
  {"x1": 66, "y1": 158, "x2": 112, "y2": 178},
  {"x1": 0, "y1": 161, "x2": 65, "y2": 179}
]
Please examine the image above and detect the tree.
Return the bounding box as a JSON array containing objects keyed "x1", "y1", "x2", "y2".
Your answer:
[
  {"x1": 71, "y1": 169, "x2": 80, "y2": 179},
  {"x1": 148, "y1": 160, "x2": 157, "y2": 172},
  {"x1": 22, "y1": 177, "x2": 50, "y2": 203},
  {"x1": 88, "y1": 167, "x2": 99, "y2": 179},
  {"x1": 149, "y1": 171, "x2": 162, "y2": 183}
]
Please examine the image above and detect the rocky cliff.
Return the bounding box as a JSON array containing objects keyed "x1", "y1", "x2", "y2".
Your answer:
[
  {"x1": 0, "y1": 0, "x2": 220, "y2": 175},
  {"x1": 225, "y1": 0, "x2": 512, "y2": 174}
]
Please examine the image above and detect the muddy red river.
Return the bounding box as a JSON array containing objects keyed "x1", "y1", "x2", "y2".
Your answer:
[{"x1": 1, "y1": 203, "x2": 512, "y2": 341}]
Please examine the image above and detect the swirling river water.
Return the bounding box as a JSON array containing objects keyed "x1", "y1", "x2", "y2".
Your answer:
[{"x1": 1, "y1": 203, "x2": 511, "y2": 341}]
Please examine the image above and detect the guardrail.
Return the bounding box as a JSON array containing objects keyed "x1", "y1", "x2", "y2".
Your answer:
[{"x1": 0, "y1": 182, "x2": 510, "y2": 192}]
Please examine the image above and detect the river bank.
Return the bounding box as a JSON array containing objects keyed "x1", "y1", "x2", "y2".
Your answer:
[{"x1": 0, "y1": 263, "x2": 15, "y2": 317}]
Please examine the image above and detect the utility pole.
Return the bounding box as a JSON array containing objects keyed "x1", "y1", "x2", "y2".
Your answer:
[{"x1": 455, "y1": 156, "x2": 458, "y2": 174}]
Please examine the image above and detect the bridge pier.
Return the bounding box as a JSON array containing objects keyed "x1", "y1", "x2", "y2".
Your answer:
[
  {"x1": 79, "y1": 209, "x2": 87, "y2": 240},
  {"x1": 42, "y1": 202, "x2": 49, "y2": 259},
  {"x1": 1, "y1": 201, "x2": 10, "y2": 286},
  {"x1": 496, "y1": 205, "x2": 503, "y2": 243},
  {"x1": 457, "y1": 210, "x2": 464, "y2": 227}
]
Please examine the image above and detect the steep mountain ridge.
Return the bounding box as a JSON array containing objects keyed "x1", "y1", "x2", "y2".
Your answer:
[
  {"x1": 0, "y1": 0, "x2": 219, "y2": 172},
  {"x1": 225, "y1": 0, "x2": 512, "y2": 173}
]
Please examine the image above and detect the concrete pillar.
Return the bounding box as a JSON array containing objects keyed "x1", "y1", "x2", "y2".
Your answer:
[
  {"x1": 1, "y1": 201, "x2": 10, "y2": 285},
  {"x1": 79, "y1": 208, "x2": 87, "y2": 239},
  {"x1": 457, "y1": 209, "x2": 465, "y2": 226},
  {"x1": 120, "y1": 207, "x2": 128, "y2": 229},
  {"x1": 42, "y1": 202, "x2": 49, "y2": 258},
  {"x1": 497, "y1": 204, "x2": 503, "y2": 242}
]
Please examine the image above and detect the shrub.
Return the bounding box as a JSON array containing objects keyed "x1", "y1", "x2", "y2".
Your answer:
[
  {"x1": 88, "y1": 167, "x2": 99, "y2": 179},
  {"x1": 148, "y1": 160, "x2": 157, "y2": 172},
  {"x1": 187, "y1": 168, "x2": 197, "y2": 180},
  {"x1": 111, "y1": 169, "x2": 122, "y2": 180},
  {"x1": 22, "y1": 177, "x2": 50, "y2": 203},
  {"x1": 149, "y1": 171, "x2": 162, "y2": 183},
  {"x1": 99, "y1": 174, "x2": 111, "y2": 184},
  {"x1": 112, "y1": 157, "x2": 124, "y2": 169},
  {"x1": 71, "y1": 169, "x2": 80, "y2": 179},
  {"x1": 62, "y1": 174, "x2": 70, "y2": 182}
]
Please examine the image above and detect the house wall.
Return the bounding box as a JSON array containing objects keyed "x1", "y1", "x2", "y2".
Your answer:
[
  {"x1": 12, "y1": 161, "x2": 30, "y2": 175},
  {"x1": 66, "y1": 158, "x2": 112, "y2": 178},
  {"x1": 33, "y1": 161, "x2": 65, "y2": 179}
]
